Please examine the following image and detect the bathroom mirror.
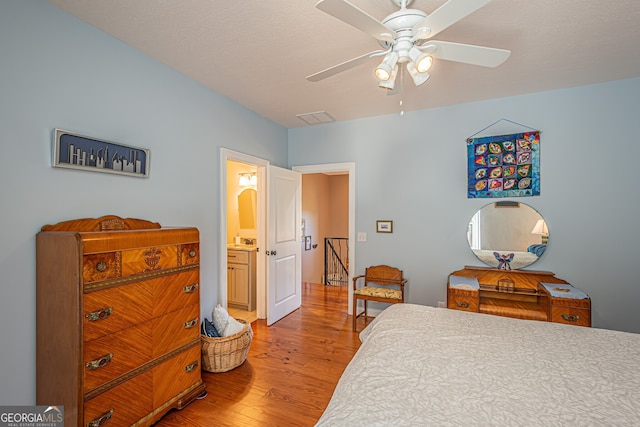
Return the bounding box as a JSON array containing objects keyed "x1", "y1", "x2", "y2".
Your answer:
[
  {"x1": 238, "y1": 188, "x2": 257, "y2": 229},
  {"x1": 467, "y1": 202, "x2": 548, "y2": 269}
]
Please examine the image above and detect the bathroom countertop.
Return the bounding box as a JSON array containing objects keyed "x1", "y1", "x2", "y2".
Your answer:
[{"x1": 227, "y1": 244, "x2": 257, "y2": 251}]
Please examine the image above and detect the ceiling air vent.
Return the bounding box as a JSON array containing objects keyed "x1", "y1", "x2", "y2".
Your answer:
[{"x1": 296, "y1": 111, "x2": 335, "y2": 125}]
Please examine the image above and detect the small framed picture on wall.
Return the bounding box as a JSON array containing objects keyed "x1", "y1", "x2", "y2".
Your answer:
[{"x1": 376, "y1": 220, "x2": 393, "y2": 233}]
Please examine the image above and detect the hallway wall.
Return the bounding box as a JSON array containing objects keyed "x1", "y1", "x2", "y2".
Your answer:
[{"x1": 301, "y1": 174, "x2": 349, "y2": 284}]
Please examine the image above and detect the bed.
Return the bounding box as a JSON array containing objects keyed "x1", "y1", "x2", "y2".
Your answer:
[{"x1": 316, "y1": 304, "x2": 640, "y2": 426}]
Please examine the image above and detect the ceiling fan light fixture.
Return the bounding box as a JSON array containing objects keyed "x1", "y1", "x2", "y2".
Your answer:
[
  {"x1": 409, "y1": 47, "x2": 433, "y2": 73},
  {"x1": 375, "y1": 52, "x2": 399, "y2": 81},
  {"x1": 375, "y1": 64, "x2": 392, "y2": 81},
  {"x1": 416, "y1": 55, "x2": 433, "y2": 73},
  {"x1": 378, "y1": 64, "x2": 398, "y2": 90},
  {"x1": 407, "y1": 61, "x2": 430, "y2": 86}
]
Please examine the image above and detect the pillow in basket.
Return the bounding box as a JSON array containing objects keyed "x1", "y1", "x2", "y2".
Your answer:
[
  {"x1": 212, "y1": 304, "x2": 245, "y2": 337},
  {"x1": 202, "y1": 318, "x2": 220, "y2": 337},
  {"x1": 224, "y1": 316, "x2": 245, "y2": 337},
  {"x1": 212, "y1": 304, "x2": 229, "y2": 336}
]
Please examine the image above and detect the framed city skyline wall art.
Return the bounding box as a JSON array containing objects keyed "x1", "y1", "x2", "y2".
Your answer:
[
  {"x1": 53, "y1": 129, "x2": 150, "y2": 178},
  {"x1": 467, "y1": 131, "x2": 540, "y2": 198}
]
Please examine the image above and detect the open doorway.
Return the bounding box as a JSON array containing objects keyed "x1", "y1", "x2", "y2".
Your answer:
[
  {"x1": 220, "y1": 149, "x2": 268, "y2": 323},
  {"x1": 226, "y1": 159, "x2": 259, "y2": 323},
  {"x1": 293, "y1": 163, "x2": 355, "y2": 315}
]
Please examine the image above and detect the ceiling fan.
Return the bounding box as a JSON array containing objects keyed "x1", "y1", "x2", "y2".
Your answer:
[{"x1": 307, "y1": 0, "x2": 511, "y2": 90}]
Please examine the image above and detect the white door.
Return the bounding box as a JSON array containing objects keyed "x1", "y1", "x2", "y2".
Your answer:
[{"x1": 266, "y1": 165, "x2": 302, "y2": 325}]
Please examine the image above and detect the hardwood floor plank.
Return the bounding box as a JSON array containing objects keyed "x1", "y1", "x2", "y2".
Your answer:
[{"x1": 155, "y1": 283, "x2": 360, "y2": 426}]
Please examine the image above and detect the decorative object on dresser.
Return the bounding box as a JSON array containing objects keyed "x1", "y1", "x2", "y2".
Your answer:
[
  {"x1": 36, "y1": 215, "x2": 205, "y2": 427},
  {"x1": 352, "y1": 265, "x2": 406, "y2": 332},
  {"x1": 447, "y1": 266, "x2": 591, "y2": 326}
]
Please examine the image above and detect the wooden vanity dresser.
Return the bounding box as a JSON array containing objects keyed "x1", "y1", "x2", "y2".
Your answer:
[
  {"x1": 36, "y1": 216, "x2": 205, "y2": 426},
  {"x1": 448, "y1": 266, "x2": 591, "y2": 327}
]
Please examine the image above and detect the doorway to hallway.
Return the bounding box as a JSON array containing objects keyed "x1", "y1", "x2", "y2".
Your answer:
[{"x1": 294, "y1": 163, "x2": 355, "y2": 315}]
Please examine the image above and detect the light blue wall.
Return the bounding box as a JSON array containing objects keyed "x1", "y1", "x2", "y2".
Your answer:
[
  {"x1": 0, "y1": 1, "x2": 287, "y2": 404},
  {"x1": 289, "y1": 77, "x2": 640, "y2": 335}
]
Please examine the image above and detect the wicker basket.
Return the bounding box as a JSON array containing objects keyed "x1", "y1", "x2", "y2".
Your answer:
[{"x1": 201, "y1": 320, "x2": 253, "y2": 373}]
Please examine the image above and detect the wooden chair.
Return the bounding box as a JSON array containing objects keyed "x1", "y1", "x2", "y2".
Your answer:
[{"x1": 352, "y1": 265, "x2": 407, "y2": 332}]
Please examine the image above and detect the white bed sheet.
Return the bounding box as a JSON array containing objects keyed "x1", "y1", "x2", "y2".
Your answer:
[{"x1": 316, "y1": 304, "x2": 640, "y2": 426}]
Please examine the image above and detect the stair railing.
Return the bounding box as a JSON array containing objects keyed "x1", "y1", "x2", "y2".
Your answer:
[{"x1": 324, "y1": 237, "x2": 349, "y2": 286}]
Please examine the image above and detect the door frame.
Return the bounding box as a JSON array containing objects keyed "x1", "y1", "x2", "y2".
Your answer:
[
  {"x1": 292, "y1": 162, "x2": 356, "y2": 315},
  {"x1": 220, "y1": 148, "x2": 268, "y2": 319}
]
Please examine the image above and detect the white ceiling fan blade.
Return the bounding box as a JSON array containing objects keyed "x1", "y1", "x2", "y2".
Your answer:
[
  {"x1": 316, "y1": 0, "x2": 397, "y2": 43},
  {"x1": 307, "y1": 50, "x2": 386, "y2": 82},
  {"x1": 413, "y1": 0, "x2": 493, "y2": 40},
  {"x1": 428, "y1": 40, "x2": 510, "y2": 67}
]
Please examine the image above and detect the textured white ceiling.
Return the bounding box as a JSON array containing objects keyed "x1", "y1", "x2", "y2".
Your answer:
[{"x1": 47, "y1": 0, "x2": 640, "y2": 128}]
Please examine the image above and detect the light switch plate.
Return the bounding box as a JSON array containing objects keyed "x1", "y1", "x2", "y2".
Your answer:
[{"x1": 357, "y1": 232, "x2": 367, "y2": 242}]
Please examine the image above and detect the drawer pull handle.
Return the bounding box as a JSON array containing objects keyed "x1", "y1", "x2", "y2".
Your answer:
[
  {"x1": 183, "y1": 283, "x2": 199, "y2": 293},
  {"x1": 86, "y1": 353, "x2": 113, "y2": 370},
  {"x1": 86, "y1": 307, "x2": 113, "y2": 322},
  {"x1": 456, "y1": 301, "x2": 470, "y2": 309},
  {"x1": 96, "y1": 261, "x2": 108, "y2": 272},
  {"x1": 184, "y1": 360, "x2": 199, "y2": 373},
  {"x1": 184, "y1": 317, "x2": 199, "y2": 329},
  {"x1": 562, "y1": 314, "x2": 580, "y2": 322},
  {"x1": 189, "y1": 249, "x2": 197, "y2": 258},
  {"x1": 87, "y1": 408, "x2": 114, "y2": 427}
]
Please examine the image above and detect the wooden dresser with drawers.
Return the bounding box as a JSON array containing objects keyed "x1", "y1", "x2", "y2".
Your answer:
[
  {"x1": 448, "y1": 266, "x2": 591, "y2": 327},
  {"x1": 36, "y1": 216, "x2": 205, "y2": 426}
]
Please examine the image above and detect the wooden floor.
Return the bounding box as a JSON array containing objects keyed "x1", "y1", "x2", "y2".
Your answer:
[{"x1": 156, "y1": 282, "x2": 364, "y2": 427}]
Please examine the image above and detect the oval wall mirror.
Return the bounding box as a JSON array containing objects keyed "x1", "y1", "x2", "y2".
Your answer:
[
  {"x1": 467, "y1": 201, "x2": 549, "y2": 270},
  {"x1": 238, "y1": 188, "x2": 257, "y2": 229}
]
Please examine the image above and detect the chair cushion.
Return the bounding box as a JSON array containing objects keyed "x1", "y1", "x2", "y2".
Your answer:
[{"x1": 354, "y1": 286, "x2": 402, "y2": 300}]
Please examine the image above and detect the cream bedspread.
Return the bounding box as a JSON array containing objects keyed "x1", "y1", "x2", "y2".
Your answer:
[{"x1": 316, "y1": 304, "x2": 640, "y2": 426}]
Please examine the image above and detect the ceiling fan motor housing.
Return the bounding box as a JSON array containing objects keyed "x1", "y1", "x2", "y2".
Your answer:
[
  {"x1": 380, "y1": 8, "x2": 428, "y2": 62},
  {"x1": 382, "y1": 8, "x2": 427, "y2": 31}
]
